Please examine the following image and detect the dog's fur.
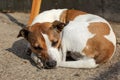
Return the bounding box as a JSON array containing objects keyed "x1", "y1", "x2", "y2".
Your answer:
[{"x1": 18, "y1": 9, "x2": 116, "y2": 69}]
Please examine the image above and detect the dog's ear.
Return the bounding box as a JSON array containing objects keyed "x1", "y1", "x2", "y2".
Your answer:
[
  {"x1": 52, "y1": 20, "x2": 66, "y2": 33},
  {"x1": 17, "y1": 28, "x2": 30, "y2": 40}
]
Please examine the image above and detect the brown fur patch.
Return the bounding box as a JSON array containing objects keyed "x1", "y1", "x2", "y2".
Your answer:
[
  {"x1": 60, "y1": 10, "x2": 67, "y2": 23},
  {"x1": 88, "y1": 22, "x2": 110, "y2": 35},
  {"x1": 29, "y1": 22, "x2": 52, "y2": 33},
  {"x1": 82, "y1": 22, "x2": 114, "y2": 64},
  {"x1": 60, "y1": 9, "x2": 87, "y2": 23}
]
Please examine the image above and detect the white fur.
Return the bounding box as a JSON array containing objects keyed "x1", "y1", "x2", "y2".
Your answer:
[
  {"x1": 59, "y1": 57, "x2": 98, "y2": 68},
  {"x1": 61, "y1": 21, "x2": 94, "y2": 54},
  {"x1": 30, "y1": 9, "x2": 116, "y2": 68},
  {"x1": 42, "y1": 33, "x2": 61, "y2": 66},
  {"x1": 31, "y1": 9, "x2": 67, "y2": 25},
  {"x1": 74, "y1": 14, "x2": 107, "y2": 23}
]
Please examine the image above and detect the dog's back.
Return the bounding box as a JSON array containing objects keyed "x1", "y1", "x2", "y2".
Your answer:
[{"x1": 61, "y1": 14, "x2": 116, "y2": 64}]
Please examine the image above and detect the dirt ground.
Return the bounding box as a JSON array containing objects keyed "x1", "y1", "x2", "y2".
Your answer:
[{"x1": 0, "y1": 12, "x2": 120, "y2": 80}]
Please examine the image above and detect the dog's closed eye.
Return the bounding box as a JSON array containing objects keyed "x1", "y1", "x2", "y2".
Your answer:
[
  {"x1": 33, "y1": 46, "x2": 43, "y2": 50},
  {"x1": 52, "y1": 41, "x2": 58, "y2": 46}
]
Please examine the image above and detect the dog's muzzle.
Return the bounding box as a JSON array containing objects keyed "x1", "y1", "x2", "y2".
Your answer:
[{"x1": 44, "y1": 60, "x2": 57, "y2": 69}]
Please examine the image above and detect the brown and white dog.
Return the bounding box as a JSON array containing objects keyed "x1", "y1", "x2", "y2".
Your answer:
[{"x1": 18, "y1": 9, "x2": 116, "y2": 69}]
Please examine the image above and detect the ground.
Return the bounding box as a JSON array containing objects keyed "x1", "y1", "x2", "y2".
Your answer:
[{"x1": 0, "y1": 12, "x2": 120, "y2": 80}]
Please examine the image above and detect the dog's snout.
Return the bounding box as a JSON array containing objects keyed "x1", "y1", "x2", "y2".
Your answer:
[{"x1": 45, "y1": 60, "x2": 57, "y2": 69}]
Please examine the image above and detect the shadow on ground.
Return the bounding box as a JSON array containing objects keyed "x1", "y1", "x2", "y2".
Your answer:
[
  {"x1": 93, "y1": 61, "x2": 120, "y2": 80},
  {"x1": 6, "y1": 39, "x2": 37, "y2": 68},
  {"x1": 6, "y1": 39, "x2": 28, "y2": 59},
  {"x1": 4, "y1": 13, "x2": 26, "y2": 28}
]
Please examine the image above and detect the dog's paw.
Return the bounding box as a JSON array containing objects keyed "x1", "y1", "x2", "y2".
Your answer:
[
  {"x1": 31, "y1": 53, "x2": 43, "y2": 69},
  {"x1": 36, "y1": 59, "x2": 44, "y2": 69}
]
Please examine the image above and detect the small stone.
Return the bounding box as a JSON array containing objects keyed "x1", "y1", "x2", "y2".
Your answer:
[
  {"x1": 74, "y1": 73, "x2": 80, "y2": 77},
  {"x1": 23, "y1": 61, "x2": 27, "y2": 64}
]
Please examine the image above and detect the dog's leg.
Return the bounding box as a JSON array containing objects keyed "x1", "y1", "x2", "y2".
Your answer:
[
  {"x1": 62, "y1": 51, "x2": 67, "y2": 61},
  {"x1": 59, "y1": 57, "x2": 98, "y2": 68},
  {"x1": 61, "y1": 46, "x2": 67, "y2": 61}
]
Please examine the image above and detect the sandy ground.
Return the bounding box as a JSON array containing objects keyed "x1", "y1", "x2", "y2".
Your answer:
[{"x1": 0, "y1": 12, "x2": 120, "y2": 80}]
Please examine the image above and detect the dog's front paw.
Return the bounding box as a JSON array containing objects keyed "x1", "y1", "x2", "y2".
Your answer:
[
  {"x1": 31, "y1": 53, "x2": 43, "y2": 69},
  {"x1": 36, "y1": 59, "x2": 44, "y2": 69}
]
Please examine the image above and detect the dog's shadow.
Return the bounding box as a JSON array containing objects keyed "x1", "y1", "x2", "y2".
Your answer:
[{"x1": 6, "y1": 39, "x2": 36, "y2": 67}]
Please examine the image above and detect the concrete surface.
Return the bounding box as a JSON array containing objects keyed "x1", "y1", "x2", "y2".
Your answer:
[{"x1": 0, "y1": 12, "x2": 120, "y2": 80}]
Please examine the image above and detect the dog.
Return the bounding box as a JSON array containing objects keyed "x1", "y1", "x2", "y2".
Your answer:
[{"x1": 17, "y1": 9, "x2": 116, "y2": 69}]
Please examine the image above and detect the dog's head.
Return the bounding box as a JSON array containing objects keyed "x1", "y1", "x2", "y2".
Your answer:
[{"x1": 17, "y1": 21, "x2": 66, "y2": 69}]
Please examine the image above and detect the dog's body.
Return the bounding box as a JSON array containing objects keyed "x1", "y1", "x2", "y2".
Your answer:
[{"x1": 18, "y1": 9, "x2": 116, "y2": 69}]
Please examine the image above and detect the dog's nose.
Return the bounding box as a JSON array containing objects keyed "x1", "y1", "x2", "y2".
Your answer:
[{"x1": 45, "y1": 60, "x2": 57, "y2": 69}]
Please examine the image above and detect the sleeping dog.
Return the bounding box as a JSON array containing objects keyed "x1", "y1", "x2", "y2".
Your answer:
[{"x1": 17, "y1": 9, "x2": 116, "y2": 69}]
